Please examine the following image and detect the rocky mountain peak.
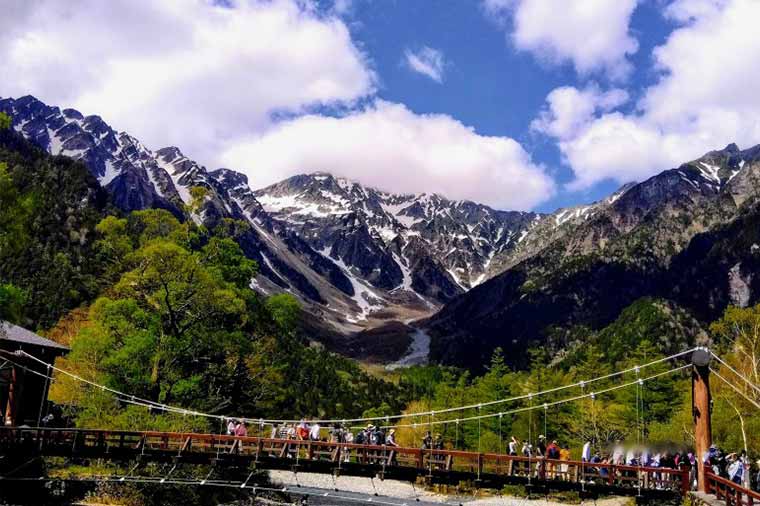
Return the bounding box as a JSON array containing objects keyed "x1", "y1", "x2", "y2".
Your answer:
[{"x1": 209, "y1": 168, "x2": 249, "y2": 189}]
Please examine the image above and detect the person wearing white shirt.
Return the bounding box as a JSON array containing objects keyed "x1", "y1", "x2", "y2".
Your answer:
[
  {"x1": 310, "y1": 422, "x2": 321, "y2": 441},
  {"x1": 582, "y1": 441, "x2": 592, "y2": 462}
]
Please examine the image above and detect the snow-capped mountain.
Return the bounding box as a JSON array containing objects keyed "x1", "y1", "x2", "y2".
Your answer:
[
  {"x1": 255, "y1": 172, "x2": 540, "y2": 293},
  {"x1": 5, "y1": 95, "x2": 759, "y2": 367},
  {"x1": 426, "y1": 142, "x2": 760, "y2": 370},
  {"x1": 0, "y1": 95, "x2": 543, "y2": 336}
]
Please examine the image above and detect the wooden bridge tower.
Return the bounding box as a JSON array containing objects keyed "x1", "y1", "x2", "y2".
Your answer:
[{"x1": 691, "y1": 347, "x2": 712, "y2": 493}]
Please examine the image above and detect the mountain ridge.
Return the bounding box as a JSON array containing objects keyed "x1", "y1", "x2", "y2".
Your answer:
[
  {"x1": 0, "y1": 95, "x2": 552, "y2": 344},
  {"x1": 4, "y1": 94, "x2": 759, "y2": 368},
  {"x1": 425, "y1": 141, "x2": 760, "y2": 369}
]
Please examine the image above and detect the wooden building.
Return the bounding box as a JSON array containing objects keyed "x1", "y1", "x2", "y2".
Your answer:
[{"x1": 0, "y1": 320, "x2": 68, "y2": 426}]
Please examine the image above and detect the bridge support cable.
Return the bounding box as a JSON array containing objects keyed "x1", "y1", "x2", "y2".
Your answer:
[
  {"x1": 36, "y1": 364, "x2": 52, "y2": 427},
  {"x1": 635, "y1": 374, "x2": 644, "y2": 498},
  {"x1": 375, "y1": 364, "x2": 691, "y2": 431},
  {"x1": 428, "y1": 411, "x2": 434, "y2": 478},
  {"x1": 0, "y1": 347, "x2": 697, "y2": 428},
  {"x1": 709, "y1": 351, "x2": 760, "y2": 396},
  {"x1": 119, "y1": 461, "x2": 142, "y2": 482},
  {"x1": 159, "y1": 464, "x2": 177, "y2": 484},
  {"x1": 498, "y1": 412, "x2": 503, "y2": 460},
  {"x1": 528, "y1": 393, "x2": 532, "y2": 486},
  {"x1": 199, "y1": 465, "x2": 215, "y2": 485},
  {"x1": 709, "y1": 368, "x2": 760, "y2": 411}
]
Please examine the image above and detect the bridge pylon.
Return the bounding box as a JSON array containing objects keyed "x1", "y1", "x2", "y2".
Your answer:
[{"x1": 691, "y1": 347, "x2": 712, "y2": 493}]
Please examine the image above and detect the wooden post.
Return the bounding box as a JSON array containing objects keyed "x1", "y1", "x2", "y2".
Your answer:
[{"x1": 692, "y1": 347, "x2": 712, "y2": 493}]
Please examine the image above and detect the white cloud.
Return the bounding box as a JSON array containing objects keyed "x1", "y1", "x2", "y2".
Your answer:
[
  {"x1": 531, "y1": 85, "x2": 628, "y2": 140},
  {"x1": 404, "y1": 46, "x2": 446, "y2": 83},
  {"x1": 535, "y1": 0, "x2": 760, "y2": 190},
  {"x1": 220, "y1": 100, "x2": 555, "y2": 210},
  {"x1": 484, "y1": 0, "x2": 639, "y2": 80},
  {"x1": 0, "y1": 0, "x2": 375, "y2": 162},
  {"x1": 0, "y1": 0, "x2": 556, "y2": 210}
]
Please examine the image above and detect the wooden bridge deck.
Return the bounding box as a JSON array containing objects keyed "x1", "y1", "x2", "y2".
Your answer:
[{"x1": 0, "y1": 426, "x2": 694, "y2": 500}]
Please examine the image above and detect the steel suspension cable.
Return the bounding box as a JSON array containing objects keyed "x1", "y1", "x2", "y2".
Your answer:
[
  {"x1": 710, "y1": 352, "x2": 760, "y2": 395},
  {"x1": 2, "y1": 347, "x2": 696, "y2": 428},
  {"x1": 710, "y1": 367, "x2": 760, "y2": 411},
  {"x1": 369, "y1": 364, "x2": 691, "y2": 429}
]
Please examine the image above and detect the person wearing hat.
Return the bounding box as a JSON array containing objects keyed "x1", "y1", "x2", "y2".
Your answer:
[
  {"x1": 385, "y1": 429, "x2": 398, "y2": 465},
  {"x1": 537, "y1": 435, "x2": 547, "y2": 459}
]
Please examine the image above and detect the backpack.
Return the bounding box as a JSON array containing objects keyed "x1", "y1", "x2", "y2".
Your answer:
[
  {"x1": 548, "y1": 446, "x2": 560, "y2": 459},
  {"x1": 355, "y1": 431, "x2": 365, "y2": 444}
]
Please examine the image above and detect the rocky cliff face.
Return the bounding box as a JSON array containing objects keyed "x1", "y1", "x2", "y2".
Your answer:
[
  {"x1": 254, "y1": 172, "x2": 541, "y2": 297},
  {"x1": 425, "y1": 143, "x2": 760, "y2": 370}
]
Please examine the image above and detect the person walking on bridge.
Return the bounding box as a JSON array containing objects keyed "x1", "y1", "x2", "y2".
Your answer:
[
  {"x1": 309, "y1": 422, "x2": 321, "y2": 442},
  {"x1": 727, "y1": 453, "x2": 744, "y2": 485},
  {"x1": 546, "y1": 439, "x2": 560, "y2": 478},
  {"x1": 559, "y1": 444, "x2": 570, "y2": 480},
  {"x1": 582, "y1": 440, "x2": 592, "y2": 462},
  {"x1": 508, "y1": 436, "x2": 519, "y2": 456},
  {"x1": 297, "y1": 419, "x2": 309, "y2": 440},
  {"x1": 385, "y1": 429, "x2": 398, "y2": 465},
  {"x1": 343, "y1": 430, "x2": 354, "y2": 463},
  {"x1": 536, "y1": 435, "x2": 547, "y2": 479},
  {"x1": 421, "y1": 431, "x2": 433, "y2": 450}
]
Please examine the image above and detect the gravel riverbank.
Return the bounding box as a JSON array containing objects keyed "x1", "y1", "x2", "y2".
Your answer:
[{"x1": 268, "y1": 471, "x2": 631, "y2": 506}]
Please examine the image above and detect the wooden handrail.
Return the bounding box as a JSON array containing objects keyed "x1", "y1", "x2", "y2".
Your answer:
[
  {"x1": 0, "y1": 426, "x2": 690, "y2": 495},
  {"x1": 706, "y1": 471, "x2": 760, "y2": 506}
]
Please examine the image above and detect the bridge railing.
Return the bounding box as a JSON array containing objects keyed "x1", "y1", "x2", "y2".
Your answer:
[
  {"x1": 0, "y1": 427, "x2": 688, "y2": 494},
  {"x1": 706, "y1": 472, "x2": 760, "y2": 506}
]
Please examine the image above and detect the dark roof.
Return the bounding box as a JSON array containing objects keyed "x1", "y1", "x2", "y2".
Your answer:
[{"x1": 0, "y1": 320, "x2": 69, "y2": 352}]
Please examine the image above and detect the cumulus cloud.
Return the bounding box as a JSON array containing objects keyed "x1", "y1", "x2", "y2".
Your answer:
[
  {"x1": 531, "y1": 85, "x2": 628, "y2": 140},
  {"x1": 483, "y1": 0, "x2": 639, "y2": 80},
  {"x1": 220, "y1": 101, "x2": 555, "y2": 210},
  {"x1": 404, "y1": 46, "x2": 446, "y2": 83},
  {"x1": 534, "y1": 0, "x2": 760, "y2": 189},
  {"x1": 0, "y1": 0, "x2": 374, "y2": 162},
  {"x1": 0, "y1": 0, "x2": 556, "y2": 210}
]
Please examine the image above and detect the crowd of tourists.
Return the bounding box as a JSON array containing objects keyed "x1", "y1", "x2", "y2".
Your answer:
[
  {"x1": 704, "y1": 443, "x2": 759, "y2": 490},
  {"x1": 225, "y1": 419, "x2": 759, "y2": 491}
]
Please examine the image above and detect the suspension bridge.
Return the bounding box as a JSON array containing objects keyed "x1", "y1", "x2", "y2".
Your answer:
[{"x1": 1, "y1": 346, "x2": 759, "y2": 505}]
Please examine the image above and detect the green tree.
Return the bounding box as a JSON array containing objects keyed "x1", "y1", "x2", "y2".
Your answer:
[
  {"x1": 0, "y1": 283, "x2": 26, "y2": 323},
  {"x1": 709, "y1": 304, "x2": 760, "y2": 455},
  {"x1": 264, "y1": 293, "x2": 300, "y2": 333},
  {"x1": 109, "y1": 239, "x2": 246, "y2": 401}
]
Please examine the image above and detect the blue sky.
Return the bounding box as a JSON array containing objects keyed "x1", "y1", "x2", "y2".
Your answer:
[
  {"x1": 330, "y1": 0, "x2": 678, "y2": 212},
  {"x1": 2, "y1": 0, "x2": 759, "y2": 213}
]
